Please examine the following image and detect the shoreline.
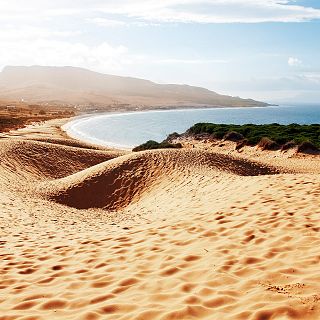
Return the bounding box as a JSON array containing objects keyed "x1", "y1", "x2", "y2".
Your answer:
[
  {"x1": 61, "y1": 104, "x2": 289, "y2": 150},
  {"x1": 62, "y1": 106, "x2": 275, "y2": 150},
  {"x1": 61, "y1": 104, "x2": 320, "y2": 151},
  {"x1": 61, "y1": 114, "x2": 133, "y2": 151}
]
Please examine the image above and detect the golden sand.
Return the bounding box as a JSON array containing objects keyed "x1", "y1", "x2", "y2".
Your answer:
[{"x1": 0, "y1": 119, "x2": 319, "y2": 320}]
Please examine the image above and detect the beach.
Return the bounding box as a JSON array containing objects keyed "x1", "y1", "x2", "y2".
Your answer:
[
  {"x1": 0, "y1": 117, "x2": 319, "y2": 320},
  {"x1": 60, "y1": 105, "x2": 320, "y2": 149}
]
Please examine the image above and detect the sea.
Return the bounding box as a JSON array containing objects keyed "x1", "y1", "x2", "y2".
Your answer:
[{"x1": 63, "y1": 105, "x2": 320, "y2": 149}]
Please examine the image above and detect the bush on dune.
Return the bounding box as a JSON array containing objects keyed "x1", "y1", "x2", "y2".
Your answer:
[
  {"x1": 281, "y1": 141, "x2": 296, "y2": 151},
  {"x1": 132, "y1": 140, "x2": 182, "y2": 152},
  {"x1": 297, "y1": 141, "x2": 319, "y2": 154},
  {"x1": 0, "y1": 117, "x2": 25, "y2": 132},
  {"x1": 166, "y1": 132, "x2": 180, "y2": 142},
  {"x1": 223, "y1": 131, "x2": 244, "y2": 142},
  {"x1": 257, "y1": 137, "x2": 279, "y2": 151},
  {"x1": 235, "y1": 139, "x2": 248, "y2": 150}
]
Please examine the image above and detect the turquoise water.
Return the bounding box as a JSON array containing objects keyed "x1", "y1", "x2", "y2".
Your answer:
[{"x1": 64, "y1": 105, "x2": 320, "y2": 149}]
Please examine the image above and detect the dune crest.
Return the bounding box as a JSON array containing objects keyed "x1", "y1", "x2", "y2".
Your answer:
[{"x1": 38, "y1": 149, "x2": 280, "y2": 211}]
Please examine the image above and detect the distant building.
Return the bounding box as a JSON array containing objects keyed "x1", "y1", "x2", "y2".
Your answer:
[
  {"x1": 6, "y1": 105, "x2": 17, "y2": 110},
  {"x1": 6, "y1": 106, "x2": 21, "y2": 112}
]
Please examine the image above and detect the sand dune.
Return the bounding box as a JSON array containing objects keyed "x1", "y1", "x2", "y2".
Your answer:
[
  {"x1": 0, "y1": 139, "x2": 122, "y2": 183},
  {"x1": 39, "y1": 149, "x2": 280, "y2": 211},
  {"x1": 0, "y1": 132, "x2": 319, "y2": 320}
]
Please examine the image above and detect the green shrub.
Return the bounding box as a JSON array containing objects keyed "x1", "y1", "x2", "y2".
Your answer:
[
  {"x1": 187, "y1": 123, "x2": 320, "y2": 149},
  {"x1": 133, "y1": 140, "x2": 182, "y2": 152},
  {"x1": 166, "y1": 132, "x2": 180, "y2": 142},
  {"x1": 223, "y1": 131, "x2": 244, "y2": 142}
]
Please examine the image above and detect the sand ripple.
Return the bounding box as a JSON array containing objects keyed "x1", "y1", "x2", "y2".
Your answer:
[{"x1": 0, "y1": 138, "x2": 319, "y2": 319}]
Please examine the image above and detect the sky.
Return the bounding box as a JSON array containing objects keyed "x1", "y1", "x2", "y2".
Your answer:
[{"x1": 0, "y1": 0, "x2": 320, "y2": 103}]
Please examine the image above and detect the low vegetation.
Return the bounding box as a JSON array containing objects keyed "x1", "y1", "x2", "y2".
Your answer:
[
  {"x1": 257, "y1": 137, "x2": 279, "y2": 151},
  {"x1": 0, "y1": 117, "x2": 25, "y2": 132},
  {"x1": 297, "y1": 141, "x2": 319, "y2": 153},
  {"x1": 133, "y1": 140, "x2": 182, "y2": 152},
  {"x1": 188, "y1": 123, "x2": 320, "y2": 150},
  {"x1": 0, "y1": 100, "x2": 76, "y2": 132}
]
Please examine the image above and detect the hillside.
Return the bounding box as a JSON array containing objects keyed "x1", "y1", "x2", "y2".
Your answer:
[{"x1": 0, "y1": 66, "x2": 269, "y2": 110}]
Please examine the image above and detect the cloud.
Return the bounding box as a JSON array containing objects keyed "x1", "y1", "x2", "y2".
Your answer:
[
  {"x1": 211, "y1": 72, "x2": 320, "y2": 102},
  {"x1": 302, "y1": 72, "x2": 320, "y2": 83},
  {"x1": 87, "y1": 18, "x2": 127, "y2": 28},
  {"x1": 97, "y1": 0, "x2": 320, "y2": 23},
  {"x1": 1, "y1": 0, "x2": 320, "y2": 24},
  {"x1": 288, "y1": 57, "x2": 302, "y2": 66},
  {"x1": 0, "y1": 36, "x2": 134, "y2": 73},
  {"x1": 87, "y1": 17, "x2": 160, "y2": 28},
  {"x1": 0, "y1": 26, "x2": 81, "y2": 41},
  {"x1": 0, "y1": 22, "x2": 141, "y2": 73},
  {"x1": 218, "y1": 73, "x2": 320, "y2": 92},
  {"x1": 155, "y1": 58, "x2": 229, "y2": 64}
]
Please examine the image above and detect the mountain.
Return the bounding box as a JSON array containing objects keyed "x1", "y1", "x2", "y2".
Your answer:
[{"x1": 0, "y1": 66, "x2": 269, "y2": 109}]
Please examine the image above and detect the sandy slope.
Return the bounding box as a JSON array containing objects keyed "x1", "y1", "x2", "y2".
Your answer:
[{"x1": 0, "y1": 128, "x2": 319, "y2": 320}]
